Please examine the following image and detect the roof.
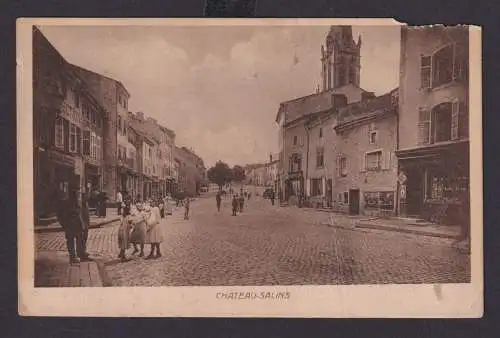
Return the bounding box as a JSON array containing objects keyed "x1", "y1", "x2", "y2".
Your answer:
[
  {"x1": 334, "y1": 88, "x2": 399, "y2": 132},
  {"x1": 129, "y1": 117, "x2": 162, "y2": 144},
  {"x1": 275, "y1": 84, "x2": 370, "y2": 124},
  {"x1": 70, "y1": 64, "x2": 131, "y2": 98}
]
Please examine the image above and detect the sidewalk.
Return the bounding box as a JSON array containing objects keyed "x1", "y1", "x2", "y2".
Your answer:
[
  {"x1": 35, "y1": 251, "x2": 107, "y2": 287},
  {"x1": 281, "y1": 205, "x2": 461, "y2": 239},
  {"x1": 35, "y1": 208, "x2": 120, "y2": 233}
]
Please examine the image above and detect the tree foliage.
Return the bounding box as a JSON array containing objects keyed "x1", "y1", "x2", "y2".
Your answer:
[
  {"x1": 207, "y1": 161, "x2": 233, "y2": 190},
  {"x1": 232, "y1": 165, "x2": 246, "y2": 182}
]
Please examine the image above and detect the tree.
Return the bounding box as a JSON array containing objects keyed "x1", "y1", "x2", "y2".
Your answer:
[
  {"x1": 207, "y1": 161, "x2": 233, "y2": 191},
  {"x1": 232, "y1": 165, "x2": 246, "y2": 183}
]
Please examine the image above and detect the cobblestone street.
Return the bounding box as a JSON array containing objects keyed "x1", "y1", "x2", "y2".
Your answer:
[{"x1": 35, "y1": 195, "x2": 470, "y2": 286}]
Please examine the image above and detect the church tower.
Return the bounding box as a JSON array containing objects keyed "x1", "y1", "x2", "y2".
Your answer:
[{"x1": 321, "y1": 26, "x2": 361, "y2": 91}]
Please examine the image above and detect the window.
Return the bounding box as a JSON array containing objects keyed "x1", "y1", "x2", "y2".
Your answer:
[
  {"x1": 118, "y1": 116, "x2": 122, "y2": 135},
  {"x1": 426, "y1": 170, "x2": 468, "y2": 201},
  {"x1": 96, "y1": 136, "x2": 101, "y2": 160},
  {"x1": 343, "y1": 192, "x2": 349, "y2": 204},
  {"x1": 69, "y1": 124, "x2": 77, "y2": 153},
  {"x1": 118, "y1": 95, "x2": 122, "y2": 106},
  {"x1": 311, "y1": 178, "x2": 322, "y2": 196},
  {"x1": 365, "y1": 151, "x2": 382, "y2": 171},
  {"x1": 90, "y1": 132, "x2": 97, "y2": 159},
  {"x1": 368, "y1": 122, "x2": 378, "y2": 144},
  {"x1": 316, "y1": 147, "x2": 324, "y2": 168},
  {"x1": 293, "y1": 135, "x2": 298, "y2": 145},
  {"x1": 55, "y1": 117, "x2": 64, "y2": 149},
  {"x1": 319, "y1": 127, "x2": 323, "y2": 138},
  {"x1": 83, "y1": 130, "x2": 90, "y2": 155},
  {"x1": 338, "y1": 157, "x2": 347, "y2": 177},
  {"x1": 420, "y1": 43, "x2": 467, "y2": 90},
  {"x1": 433, "y1": 102, "x2": 452, "y2": 142},
  {"x1": 419, "y1": 101, "x2": 466, "y2": 145},
  {"x1": 420, "y1": 55, "x2": 432, "y2": 89},
  {"x1": 364, "y1": 191, "x2": 394, "y2": 210},
  {"x1": 289, "y1": 154, "x2": 302, "y2": 172},
  {"x1": 75, "y1": 92, "x2": 80, "y2": 108}
]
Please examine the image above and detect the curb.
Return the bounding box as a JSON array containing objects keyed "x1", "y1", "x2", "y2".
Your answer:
[
  {"x1": 34, "y1": 217, "x2": 120, "y2": 234},
  {"x1": 355, "y1": 222, "x2": 459, "y2": 239}
]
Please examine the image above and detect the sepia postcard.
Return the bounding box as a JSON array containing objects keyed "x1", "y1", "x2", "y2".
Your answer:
[{"x1": 17, "y1": 18, "x2": 483, "y2": 317}]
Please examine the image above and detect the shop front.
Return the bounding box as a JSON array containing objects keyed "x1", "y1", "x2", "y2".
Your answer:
[
  {"x1": 284, "y1": 171, "x2": 304, "y2": 205},
  {"x1": 397, "y1": 140, "x2": 469, "y2": 225},
  {"x1": 35, "y1": 148, "x2": 78, "y2": 222}
]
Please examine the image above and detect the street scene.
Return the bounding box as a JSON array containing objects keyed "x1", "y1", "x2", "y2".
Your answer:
[{"x1": 31, "y1": 23, "x2": 472, "y2": 288}]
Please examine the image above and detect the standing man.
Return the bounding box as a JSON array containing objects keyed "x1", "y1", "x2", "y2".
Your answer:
[
  {"x1": 216, "y1": 191, "x2": 222, "y2": 212},
  {"x1": 239, "y1": 194, "x2": 245, "y2": 213},
  {"x1": 56, "y1": 187, "x2": 89, "y2": 264},
  {"x1": 232, "y1": 195, "x2": 238, "y2": 216},
  {"x1": 116, "y1": 190, "x2": 123, "y2": 215},
  {"x1": 80, "y1": 192, "x2": 91, "y2": 260},
  {"x1": 270, "y1": 190, "x2": 275, "y2": 206}
]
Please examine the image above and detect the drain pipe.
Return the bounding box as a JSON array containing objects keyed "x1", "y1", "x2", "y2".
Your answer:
[{"x1": 304, "y1": 122, "x2": 310, "y2": 204}]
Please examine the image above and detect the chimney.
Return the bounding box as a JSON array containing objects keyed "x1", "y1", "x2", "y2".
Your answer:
[
  {"x1": 361, "y1": 92, "x2": 376, "y2": 101},
  {"x1": 136, "y1": 111, "x2": 144, "y2": 120},
  {"x1": 331, "y1": 94, "x2": 348, "y2": 110}
]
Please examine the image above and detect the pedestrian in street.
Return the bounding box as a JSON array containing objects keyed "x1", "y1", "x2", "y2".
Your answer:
[
  {"x1": 55, "y1": 188, "x2": 91, "y2": 264},
  {"x1": 184, "y1": 197, "x2": 191, "y2": 220},
  {"x1": 248, "y1": 192, "x2": 251, "y2": 200},
  {"x1": 270, "y1": 190, "x2": 275, "y2": 206},
  {"x1": 117, "y1": 190, "x2": 123, "y2": 215},
  {"x1": 98, "y1": 191, "x2": 108, "y2": 217},
  {"x1": 232, "y1": 195, "x2": 239, "y2": 216},
  {"x1": 239, "y1": 194, "x2": 245, "y2": 213},
  {"x1": 146, "y1": 202, "x2": 163, "y2": 259},
  {"x1": 216, "y1": 191, "x2": 222, "y2": 212},
  {"x1": 130, "y1": 203, "x2": 147, "y2": 257},
  {"x1": 117, "y1": 202, "x2": 132, "y2": 262}
]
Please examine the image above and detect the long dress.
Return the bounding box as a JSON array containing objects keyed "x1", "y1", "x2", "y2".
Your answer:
[
  {"x1": 147, "y1": 207, "x2": 163, "y2": 244},
  {"x1": 164, "y1": 197, "x2": 173, "y2": 215},
  {"x1": 129, "y1": 212, "x2": 147, "y2": 244},
  {"x1": 117, "y1": 216, "x2": 132, "y2": 250}
]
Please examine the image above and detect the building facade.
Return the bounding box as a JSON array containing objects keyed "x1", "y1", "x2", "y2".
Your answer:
[
  {"x1": 33, "y1": 27, "x2": 106, "y2": 222},
  {"x1": 333, "y1": 90, "x2": 399, "y2": 216},
  {"x1": 174, "y1": 146, "x2": 205, "y2": 197},
  {"x1": 71, "y1": 65, "x2": 131, "y2": 204},
  {"x1": 397, "y1": 26, "x2": 469, "y2": 225}
]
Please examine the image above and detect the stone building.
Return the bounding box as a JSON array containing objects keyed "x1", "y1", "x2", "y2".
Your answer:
[
  {"x1": 276, "y1": 25, "x2": 372, "y2": 204},
  {"x1": 71, "y1": 64, "x2": 131, "y2": 204},
  {"x1": 174, "y1": 146, "x2": 206, "y2": 197},
  {"x1": 333, "y1": 89, "x2": 399, "y2": 216},
  {"x1": 397, "y1": 26, "x2": 469, "y2": 225},
  {"x1": 33, "y1": 27, "x2": 106, "y2": 222}
]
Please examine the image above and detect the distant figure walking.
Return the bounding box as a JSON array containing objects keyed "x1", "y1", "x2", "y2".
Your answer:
[
  {"x1": 232, "y1": 195, "x2": 238, "y2": 216},
  {"x1": 248, "y1": 192, "x2": 251, "y2": 200},
  {"x1": 184, "y1": 197, "x2": 191, "y2": 220},
  {"x1": 216, "y1": 191, "x2": 222, "y2": 212},
  {"x1": 239, "y1": 194, "x2": 245, "y2": 213},
  {"x1": 270, "y1": 190, "x2": 275, "y2": 206}
]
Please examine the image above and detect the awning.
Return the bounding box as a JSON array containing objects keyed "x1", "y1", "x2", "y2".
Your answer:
[
  {"x1": 396, "y1": 140, "x2": 469, "y2": 161},
  {"x1": 46, "y1": 149, "x2": 75, "y2": 168}
]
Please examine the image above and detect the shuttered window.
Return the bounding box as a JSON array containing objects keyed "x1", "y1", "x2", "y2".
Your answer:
[
  {"x1": 83, "y1": 130, "x2": 90, "y2": 155},
  {"x1": 418, "y1": 108, "x2": 431, "y2": 145},
  {"x1": 54, "y1": 117, "x2": 64, "y2": 149},
  {"x1": 420, "y1": 55, "x2": 432, "y2": 89}
]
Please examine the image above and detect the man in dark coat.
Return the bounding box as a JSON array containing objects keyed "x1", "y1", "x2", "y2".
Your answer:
[
  {"x1": 56, "y1": 189, "x2": 89, "y2": 264},
  {"x1": 216, "y1": 191, "x2": 222, "y2": 212},
  {"x1": 239, "y1": 194, "x2": 245, "y2": 213},
  {"x1": 232, "y1": 195, "x2": 238, "y2": 216},
  {"x1": 270, "y1": 190, "x2": 275, "y2": 206}
]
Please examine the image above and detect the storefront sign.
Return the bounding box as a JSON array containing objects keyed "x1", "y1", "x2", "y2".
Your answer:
[{"x1": 47, "y1": 149, "x2": 75, "y2": 168}]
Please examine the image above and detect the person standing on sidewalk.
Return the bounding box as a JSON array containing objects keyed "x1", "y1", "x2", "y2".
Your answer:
[
  {"x1": 270, "y1": 190, "x2": 275, "y2": 206},
  {"x1": 56, "y1": 188, "x2": 90, "y2": 264},
  {"x1": 116, "y1": 190, "x2": 123, "y2": 215},
  {"x1": 216, "y1": 191, "x2": 222, "y2": 212}
]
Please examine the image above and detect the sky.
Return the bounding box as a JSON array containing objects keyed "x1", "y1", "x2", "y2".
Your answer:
[{"x1": 39, "y1": 23, "x2": 400, "y2": 168}]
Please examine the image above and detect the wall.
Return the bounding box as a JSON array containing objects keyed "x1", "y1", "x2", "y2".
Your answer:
[
  {"x1": 334, "y1": 114, "x2": 398, "y2": 215},
  {"x1": 399, "y1": 26, "x2": 469, "y2": 150}
]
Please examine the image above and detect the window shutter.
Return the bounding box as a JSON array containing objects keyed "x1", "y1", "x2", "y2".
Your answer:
[
  {"x1": 459, "y1": 102, "x2": 469, "y2": 139},
  {"x1": 418, "y1": 108, "x2": 431, "y2": 145},
  {"x1": 451, "y1": 99, "x2": 460, "y2": 140},
  {"x1": 383, "y1": 151, "x2": 392, "y2": 170},
  {"x1": 420, "y1": 55, "x2": 432, "y2": 89},
  {"x1": 83, "y1": 130, "x2": 90, "y2": 155},
  {"x1": 360, "y1": 154, "x2": 366, "y2": 173},
  {"x1": 63, "y1": 119, "x2": 69, "y2": 152},
  {"x1": 76, "y1": 127, "x2": 81, "y2": 153},
  {"x1": 453, "y1": 44, "x2": 464, "y2": 81}
]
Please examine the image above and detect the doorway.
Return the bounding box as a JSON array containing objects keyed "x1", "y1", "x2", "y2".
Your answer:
[
  {"x1": 406, "y1": 167, "x2": 424, "y2": 216},
  {"x1": 348, "y1": 189, "x2": 360, "y2": 215}
]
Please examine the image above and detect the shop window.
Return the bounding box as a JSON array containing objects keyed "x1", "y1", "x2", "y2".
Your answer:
[
  {"x1": 311, "y1": 178, "x2": 322, "y2": 196},
  {"x1": 54, "y1": 117, "x2": 64, "y2": 149},
  {"x1": 426, "y1": 171, "x2": 468, "y2": 201},
  {"x1": 69, "y1": 123, "x2": 78, "y2": 153},
  {"x1": 364, "y1": 191, "x2": 394, "y2": 210},
  {"x1": 365, "y1": 151, "x2": 382, "y2": 171},
  {"x1": 316, "y1": 147, "x2": 324, "y2": 168}
]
